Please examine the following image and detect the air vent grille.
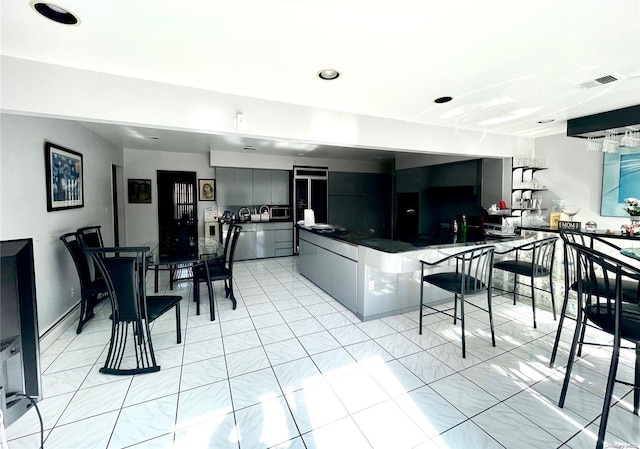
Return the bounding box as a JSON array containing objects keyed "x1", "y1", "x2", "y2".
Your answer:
[
  {"x1": 577, "y1": 74, "x2": 619, "y2": 89},
  {"x1": 594, "y1": 75, "x2": 618, "y2": 84},
  {"x1": 243, "y1": 146, "x2": 257, "y2": 151}
]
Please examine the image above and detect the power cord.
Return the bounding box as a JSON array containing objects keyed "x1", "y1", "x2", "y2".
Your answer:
[{"x1": 1, "y1": 395, "x2": 45, "y2": 449}]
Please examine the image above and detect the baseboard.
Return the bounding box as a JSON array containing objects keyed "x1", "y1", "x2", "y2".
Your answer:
[{"x1": 39, "y1": 303, "x2": 80, "y2": 353}]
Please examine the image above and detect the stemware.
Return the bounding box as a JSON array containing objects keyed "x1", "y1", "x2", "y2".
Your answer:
[{"x1": 562, "y1": 207, "x2": 581, "y2": 221}]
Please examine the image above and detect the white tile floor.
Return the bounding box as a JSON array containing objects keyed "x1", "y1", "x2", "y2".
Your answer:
[{"x1": 3, "y1": 256, "x2": 639, "y2": 449}]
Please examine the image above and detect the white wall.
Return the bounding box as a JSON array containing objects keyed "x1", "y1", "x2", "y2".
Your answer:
[
  {"x1": 2, "y1": 56, "x2": 530, "y2": 159},
  {"x1": 124, "y1": 149, "x2": 215, "y2": 245},
  {"x1": 534, "y1": 133, "x2": 637, "y2": 231},
  {"x1": 0, "y1": 113, "x2": 123, "y2": 334}
]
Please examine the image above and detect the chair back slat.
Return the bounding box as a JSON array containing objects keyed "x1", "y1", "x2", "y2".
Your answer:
[
  {"x1": 454, "y1": 245, "x2": 495, "y2": 292},
  {"x1": 226, "y1": 225, "x2": 242, "y2": 274},
  {"x1": 60, "y1": 232, "x2": 93, "y2": 288}
]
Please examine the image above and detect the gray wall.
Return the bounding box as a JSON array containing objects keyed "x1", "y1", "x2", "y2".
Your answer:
[{"x1": 0, "y1": 113, "x2": 123, "y2": 334}]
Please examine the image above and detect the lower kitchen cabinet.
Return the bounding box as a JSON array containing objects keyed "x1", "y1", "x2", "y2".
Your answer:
[
  {"x1": 298, "y1": 230, "x2": 358, "y2": 314},
  {"x1": 226, "y1": 222, "x2": 293, "y2": 260}
]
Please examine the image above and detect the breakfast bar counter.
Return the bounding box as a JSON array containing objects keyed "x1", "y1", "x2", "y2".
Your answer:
[{"x1": 298, "y1": 227, "x2": 526, "y2": 321}]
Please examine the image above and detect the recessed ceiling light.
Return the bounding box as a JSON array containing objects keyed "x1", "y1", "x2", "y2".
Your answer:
[
  {"x1": 30, "y1": 1, "x2": 79, "y2": 25},
  {"x1": 318, "y1": 69, "x2": 340, "y2": 81},
  {"x1": 149, "y1": 136, "x2": 161, "y2": 140},
  {"x1": 434, "y1": 96, "x2": 453, "y2": 104},
  {"x1": 537, "y1": 119, "x2": 555, "y2": 124}
]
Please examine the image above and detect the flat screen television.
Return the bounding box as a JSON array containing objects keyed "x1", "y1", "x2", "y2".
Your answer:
[{"x1": 1, "y1": 238, "x2": 41, "y2": 427}]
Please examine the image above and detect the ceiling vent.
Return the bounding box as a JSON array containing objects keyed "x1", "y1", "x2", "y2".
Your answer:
[
  {"x1": 243, "y1": 145, "x2": 257, "y2": 151},
  {"x1": 577, "y1": 73, "x2": 620, "y2": 89}
]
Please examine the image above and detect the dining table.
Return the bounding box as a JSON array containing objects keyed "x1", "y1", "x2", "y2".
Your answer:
[{"x1": 146, "y1": 238, "x2": 223, "y2": 292}]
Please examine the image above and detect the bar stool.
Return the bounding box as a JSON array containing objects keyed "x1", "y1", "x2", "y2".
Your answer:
[
  {"x1": 493, "y1": 236, "x2": 558, "y2": 329},
  {"x1": 419, "y1": 245, "x2": 496, "y2": 358}
]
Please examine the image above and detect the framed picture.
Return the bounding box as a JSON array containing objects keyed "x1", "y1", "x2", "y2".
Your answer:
[
  {"x1": 45, "y1": 142, "x2": 84, "y2": 211},
  {"x1": 128, "y1": 179, "x2": 152, "y2": 203},
  {"x1": 601, "y1": 147, "x2": 640, "y2": 216},
  {"x1": 198, "y1": 179, "x2": 216, "y2": 201}
]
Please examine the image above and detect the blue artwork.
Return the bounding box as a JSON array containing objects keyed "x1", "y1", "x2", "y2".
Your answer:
[{"x1": 601, "y1": 147, "x2": 640, "y2": 216}]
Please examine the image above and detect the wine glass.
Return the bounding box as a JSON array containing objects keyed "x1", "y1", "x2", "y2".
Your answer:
[{"x1": 562, "y1": 207, "x2": 581, "y2": 221}]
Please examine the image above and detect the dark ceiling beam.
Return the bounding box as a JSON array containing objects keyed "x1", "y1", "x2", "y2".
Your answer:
[{"x1": 566, "y1": 104, "x2": 640, "y2": 139}]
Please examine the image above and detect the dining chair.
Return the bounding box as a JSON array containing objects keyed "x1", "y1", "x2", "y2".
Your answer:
[
  {"x1": 77, "y1": 225, "x2": 105, "y2": 249},
  {"x1": 60, "y1": 232, "x2": 109, "y2": 334},
  {"x1": 192, "y1": 224, "x2": 242, "y2": 321},
  {"x1": 493, "y1": 236, "x2": 558, "y2": 329},
  {"x1": 419, "y1": 245, "x2": 496, "y2": 358},
  {"x1": 556, "y1": 238, "x2": 640, "y2": 449},
  {"x1": 550, "y1": 230, "x2": 640, "y2": 368},
  {"x1": 85, "y1": 246, "x2": 182, "y2": 375}
]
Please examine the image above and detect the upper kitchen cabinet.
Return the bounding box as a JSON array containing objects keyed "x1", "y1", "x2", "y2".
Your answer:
[
  {"x1": 252, "y1": 169, "x2": 273, "y2": 205},
  {"x1": 253, "y1": 169, "x2": 291, "y2": 205},
  {"x1": 271, "y1": 170, "x2": 290, "y2": 205},
  {"x1": 396, "y1": 167, "x2": 423, "y2": 193},
  {"x1": 429, "y1": 160, "x2": 479, "y2": 187},
  {"x1": 215, "y1": 167, "x2": 235, "y2": 205},
  {"x1": 217, "y1": 167, "x2": 291, "y2": 207},
  {"x1": 234, "y1": 169, "x2": 253, "y2": 205}
]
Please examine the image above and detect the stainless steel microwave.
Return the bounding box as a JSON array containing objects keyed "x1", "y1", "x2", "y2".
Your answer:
[{"x1": 269, "y1": 206, "x2": 291, "y2": 220}]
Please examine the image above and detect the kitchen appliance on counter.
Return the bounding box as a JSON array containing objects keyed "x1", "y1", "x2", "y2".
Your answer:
[
  {"x1": 259, "y1": 205, "x2": 270, "y2": 221},
  {"x1": 238, "y1": 207, "x2": 251, "y2": 222},
  {"x1": 269, "y1": 205, "x2": 291, "y2": 220}
]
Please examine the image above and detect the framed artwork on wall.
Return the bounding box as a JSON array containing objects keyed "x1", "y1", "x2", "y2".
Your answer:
[
  {"x1": 128, "y1": 179, "x2": 152, "y2": 203},
  {"x1": 198, "y1": 179, "x2": 215, "y2": 201},
  {"x1": 601, "y1": 147, "x2": 640, "y2": 216},
  {"x1": 45, "y1": 142, "x2": 84, "y2": 211}
]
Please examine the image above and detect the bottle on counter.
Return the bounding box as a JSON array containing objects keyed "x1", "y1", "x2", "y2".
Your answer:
[{"x1": 460, "y1": 215, "x2": 467, "y2": 235}]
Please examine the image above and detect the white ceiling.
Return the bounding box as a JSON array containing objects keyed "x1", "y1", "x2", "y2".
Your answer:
[{"x1": 2, "y1": 0, "x2": 640, "y2": 159}]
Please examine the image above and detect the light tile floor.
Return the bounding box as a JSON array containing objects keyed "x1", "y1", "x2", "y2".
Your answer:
[{"x1": 3, "y1": 256, "x2": 639, "y2": 449}]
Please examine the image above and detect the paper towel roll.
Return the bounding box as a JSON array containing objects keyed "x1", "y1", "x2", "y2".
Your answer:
[{"x1": 304, "y1": 209, "x2": 316, "y2": 226}]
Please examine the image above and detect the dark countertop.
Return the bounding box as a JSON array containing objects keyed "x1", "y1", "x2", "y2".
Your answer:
[
  {"x1": 299, "y1": 226, "x2": 521, "y2": 253},
  {"x1": 519, "y1": 226, "x2": 640, "y2": 241}
]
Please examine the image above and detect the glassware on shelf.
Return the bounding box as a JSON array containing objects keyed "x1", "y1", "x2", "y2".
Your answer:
[
  {"x1": 552, "y1": 200, "x2": 565, "y2": 212},
  {"x1": 561, "y1": 207, "x2": 581, "y2": 221},
  {"x1": 585, "y1": 221, "x2": 597, "y2": 232}
]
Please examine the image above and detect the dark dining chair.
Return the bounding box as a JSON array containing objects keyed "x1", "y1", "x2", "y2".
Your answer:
[
  {"x1": 493, "y1": 236, "x2": 558, "y2": 329},
  {"x1": 60, "y1": 232, "x2": 109, "y2": 334},
  {"x1": 556, "y1": 238, "x2": 640, "y2": 449},
  {"x1": 192, "y1": 224, "x2": 242, "y2": 321},
  {"x1": 419, "y1": 245, "x2": 496, "y2": 358},
  {"x1": 550, "y1": 230, "x2": 640, "y2": 368},
  {"x1": 85, "y1": 246, "x2": 182, "y2": 375},
  {"x1": 77, "y1": 225, "x2": 105, "y2": 249}
]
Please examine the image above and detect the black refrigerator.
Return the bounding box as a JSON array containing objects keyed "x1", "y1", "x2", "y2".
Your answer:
[{"x1": 293, "y1": 166, "x2": 328, "y2": 253}]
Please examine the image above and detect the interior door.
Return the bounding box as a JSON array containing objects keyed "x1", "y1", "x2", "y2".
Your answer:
[
  {"x1": 157, "y1": 171, "x2": 197, "y2": 257},
  {"x1": 111, "y1": 164, "x2": 125, "y2": 246}
]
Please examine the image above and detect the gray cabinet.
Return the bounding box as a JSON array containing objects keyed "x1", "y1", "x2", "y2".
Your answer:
[
  {"x1": 271, "y1": 170, "x2": 290, "y2": 205},
  {"x1": 234, "y1": 169, "x2": 253, "y2": 205},
  {"x1": 396, "y1": 167, "x2": 422, "y2": 193},
  {"x1": 236, "y1": 224, "x2": 257, "y2": 260},
  {"x1": 256, "y1": 226, "x2": 275, "y2": 258},
  {"x1": 215, "y1": 168, "x2": 235, "y2": 205},
  {"x1": 252, "y1": 169, "x2": 272, "y2": 205},
  {"x1": 216, "y1": 167, "x2": 290, "y2": 207},
  {"x1": 430, "y1": 160, "x2": 479, "y2": 187}
]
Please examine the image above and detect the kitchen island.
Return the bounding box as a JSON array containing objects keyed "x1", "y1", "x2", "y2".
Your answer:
[{"x1": 298, "y1": 227, "x2": 526, "y2": 321}]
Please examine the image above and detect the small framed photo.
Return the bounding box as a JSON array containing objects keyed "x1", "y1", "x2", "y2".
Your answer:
[
  {"x1": 45, "y1": 142, "x2": 84, "y2": 211},
  {"x1": 199, "y1": 179, "x2": 216, "y2": 201},
  {"x1": 128, "y1": 179, "x2": 152, "y2": 203}
]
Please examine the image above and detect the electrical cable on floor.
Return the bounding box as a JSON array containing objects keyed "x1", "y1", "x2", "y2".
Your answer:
[{"x1": 15, "y1": 394, "x2": 44, "y2": 449}]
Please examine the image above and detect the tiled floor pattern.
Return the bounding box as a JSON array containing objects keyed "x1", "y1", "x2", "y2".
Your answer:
[{"x1": 3, "y1": 256, "x2": 639, "y2": 449}]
